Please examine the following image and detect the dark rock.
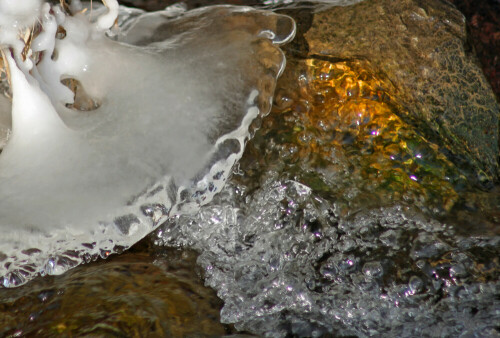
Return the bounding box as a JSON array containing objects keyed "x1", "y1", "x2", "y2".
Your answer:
[{"x1": 447, "y1": 0, "x2": 500, "y2": 101}]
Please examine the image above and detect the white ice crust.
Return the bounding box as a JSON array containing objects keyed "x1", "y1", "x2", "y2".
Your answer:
[{"x1": 0, "y1": 1, "x2": 295, "y2": 286}]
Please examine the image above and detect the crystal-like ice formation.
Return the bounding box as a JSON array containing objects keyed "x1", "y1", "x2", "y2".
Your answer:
[
  {"x1": 157, "y1": 179, "x2": 500, "y2": 337},
  {"x1": 0, "y1": 1, "x2": 295, "y2": 287}
]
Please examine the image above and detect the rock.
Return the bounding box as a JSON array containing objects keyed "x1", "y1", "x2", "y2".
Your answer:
[
  {"x1": 282, "y1": 0, "x2": 499, "y2": 185},
  {"x1": 448, "y1": 0, "x2": 500, "y2": 100},
  {"x1": 0, "y1": 245, "x2": 230, "y2": 337}
]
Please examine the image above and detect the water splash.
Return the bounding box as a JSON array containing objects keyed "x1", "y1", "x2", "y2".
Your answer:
[
  {"x1": 0, "y1": 2, "x2": 295, "y2": 287},
  {"x1": 157, "y1": 179, "x2": 499, "y2": 337}
]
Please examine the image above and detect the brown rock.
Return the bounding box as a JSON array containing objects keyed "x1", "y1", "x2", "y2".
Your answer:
[
  {"x1": 292, "y1": 0, "x2": 499, "y2": 184},
  {"x1": 0, "y1": 245, "x2": 230, "y2": 337}
]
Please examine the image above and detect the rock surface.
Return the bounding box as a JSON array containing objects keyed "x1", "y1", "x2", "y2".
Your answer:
[
  {"x1": 0, "y1": 245, "x2": 231, "y2": 337},
  {"x1": 279, "y1": 0, "x2": 500, "y2": 185},
  {"x1": 448, "y1": 0, "x2": 500, "y2": 101}
]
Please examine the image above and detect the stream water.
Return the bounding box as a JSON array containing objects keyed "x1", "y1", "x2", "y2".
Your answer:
[
  {"x1": 153, "y1": 54, "x2": 500, "y2": 337},
  {"x1": 0, "y1": 1, "x2": 499, "y2": 337}
]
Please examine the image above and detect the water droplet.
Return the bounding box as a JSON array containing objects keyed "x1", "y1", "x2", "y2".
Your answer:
[
  {"x1": 362, "y1": 261, "x2": 383, "y2": 278},
  {"x1": 408, "y1": 275, "x2": 424, "y2": 294}
]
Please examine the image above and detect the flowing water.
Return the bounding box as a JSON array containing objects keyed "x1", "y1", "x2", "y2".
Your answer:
[
  {"x1": 0, "y1": 1, "x2": 499, "y2": 337},
  {"x1": 153, "y1": 53, "x2": 500, "y2": 337}
]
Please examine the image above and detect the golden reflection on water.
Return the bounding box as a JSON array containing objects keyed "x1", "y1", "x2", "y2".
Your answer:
[
  {"x1": 0, "y1": 247, "x2": 229, "y2": 337},
  {"x1": 252, "y1": 58, "x2": 465, "y2": 214}
]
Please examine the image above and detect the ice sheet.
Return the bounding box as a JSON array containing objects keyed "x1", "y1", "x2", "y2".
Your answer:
[{"x1": 0, "y1": 3, "x2": 295, "y2": 287}]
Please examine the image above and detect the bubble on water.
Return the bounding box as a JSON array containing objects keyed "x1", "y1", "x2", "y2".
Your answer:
[
  {"x1": 407, "y1": 275, "x2": 424, "y2": 294},
  {"x1": 156, "y1": 177, "x2": 500, "y2": 337},
  {"x1": 362, "y1": 261, "x2": 383, "y2": 279},
  {"x1": 410, "y1": 233, "x2": 451, "y2": 260}
]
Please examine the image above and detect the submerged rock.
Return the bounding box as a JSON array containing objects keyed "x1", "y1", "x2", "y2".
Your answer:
[
  {"x1": 244, "y1": 57, "x2": 465, "y2": 216},
  {"x1": 283, "y1": 0, "x2": 499, "y2": 185},
  {"x1": 0, "y1": 245, "x2": 230, "y2": 337}
]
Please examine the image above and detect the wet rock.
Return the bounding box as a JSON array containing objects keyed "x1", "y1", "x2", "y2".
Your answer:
[
  {"x1": 0, "y1": 244, "x2": 230, "y2": 337},
  {"x1": 448, "y1": 0, "x2": 500, "y2": 100},
  {"x1": 282, "y1": 0, "x2": 499, "y2": 184}
]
